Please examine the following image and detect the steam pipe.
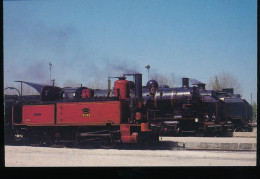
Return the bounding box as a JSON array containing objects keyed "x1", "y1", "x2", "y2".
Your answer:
[
  {"x1": 122, "y1": 73, "x2": 142, "y2": 99},
  {"x1": 14, "y1": 81, "x2": 23, "y2": 97},
  {"x1": 134, "y1": 73, "x2": 142, "y2": 99},
  {"x1": 108, "y1": 78, "x2": 111, "y2": 96}
]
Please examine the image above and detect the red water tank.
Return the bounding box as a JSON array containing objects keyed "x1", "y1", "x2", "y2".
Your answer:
[{"x1": 114, "y1": 77, "x2": 129, "y2": 99}]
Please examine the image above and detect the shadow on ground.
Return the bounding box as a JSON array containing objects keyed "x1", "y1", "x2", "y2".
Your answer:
[{"x1": 5, "y1": 140, "x2": 182, "y2": 151}]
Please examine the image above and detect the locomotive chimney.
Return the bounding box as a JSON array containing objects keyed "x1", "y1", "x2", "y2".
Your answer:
[
  {"x1": 182, "y1": 78, "x2": 189, "y2": 88},
  {"x1": 134, "y1": 73, "x2": 142, "y2": 99},
  {"x1": 197, "y1": 83, "x2": 206, "y2": 91}
]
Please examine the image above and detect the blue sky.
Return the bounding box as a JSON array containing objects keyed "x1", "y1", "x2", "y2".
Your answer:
[{"x1": 4, "y1": 0, "x2": 257, "y2": 103}]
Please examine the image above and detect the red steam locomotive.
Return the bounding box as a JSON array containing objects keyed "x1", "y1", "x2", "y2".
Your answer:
[{"x1": 5, "y1": 74, "x2": 159, "y2": 146}]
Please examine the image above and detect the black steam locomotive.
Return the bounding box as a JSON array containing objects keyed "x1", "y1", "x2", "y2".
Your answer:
[{"x1": 141, "y1": 77, "x2": 253, "y2": 136}]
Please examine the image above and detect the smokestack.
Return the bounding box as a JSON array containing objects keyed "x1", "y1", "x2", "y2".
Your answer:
[
  {"x1": 197, "y1": 83, "x2": 206, "y2": 91},
  {"x1": 134, "y1": 73, "x2": 142, "y2": 99},
  {"x1": 182, "y1": 78, "x2": 189, "y2": 88}
]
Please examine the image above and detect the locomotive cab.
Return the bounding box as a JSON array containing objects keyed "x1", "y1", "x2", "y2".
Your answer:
[{"x1": 41, "y1": 86, "x2": 63, "y2": 101}]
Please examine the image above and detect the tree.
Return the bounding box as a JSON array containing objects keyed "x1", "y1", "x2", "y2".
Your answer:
[
  {"x1": 63, "y1": 80, "x2": 80, "y2": 88},
  {"x1": 207, "y1": 71, "x2": 241, "y2": 93},
  {"x1": 150, "y1": 73, "x2": 175, "y2": 87}
]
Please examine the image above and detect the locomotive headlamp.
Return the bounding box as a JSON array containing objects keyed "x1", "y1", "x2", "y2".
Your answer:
[{"x1": 195, "y1": 118, "x2": 199, "y2": 122}]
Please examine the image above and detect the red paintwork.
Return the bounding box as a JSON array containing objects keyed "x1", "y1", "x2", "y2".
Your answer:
[
  {"x1": 137, "y1": 101, "x2": 143, "y2": 108},
  {"x1": 135, "y1": 112, "x2": 142, "y2": 120},
  {"x1": 120, "y1": 124, "x2": 131, "y2": 136},
  {"x1": 141, "y1": 122, "x2": 152, "y2": 132},
  {"x1": 121, "y1": 133, "x2": 138, "y2": 143},
  {"x1": 120, "y1": 124, "x2": 138, "y2": 143},
  {"x1": 114, "y1": 79, "x2": 129, "y2": 99},
  {"x1": 82, "y1": 89, "x2": 87, "y2": 98},
  {"x1": 56, "y1": 101, "x2": 122, "y2": 125},
  {"x1": 82, "y1": 89, "x2": 94, "y2": 98},
  {"x1": 22, "y1": 105, "x2": 55, "y2": 125}
]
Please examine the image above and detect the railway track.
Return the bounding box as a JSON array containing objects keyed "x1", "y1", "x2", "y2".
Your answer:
[{"x1": 6, "y1": 129, "x2": 256, "y2": 151}]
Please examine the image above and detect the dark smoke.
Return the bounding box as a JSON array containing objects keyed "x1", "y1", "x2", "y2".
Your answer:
[
  {"x1": 105, "y1": 60, "x2": 140, "y2": 76},
  {"x1": 27, "y1": 62, "x2": 48, "y2": 81},
  {"x1": 189, "y1": 78, "x2": 202, "y2": 85},
  {"x1": 81, "y1": 59, "x2": 141, "y2": 89},
  {"x1": 9, "y1": 61, "x2": 49, "y2": 83}
]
